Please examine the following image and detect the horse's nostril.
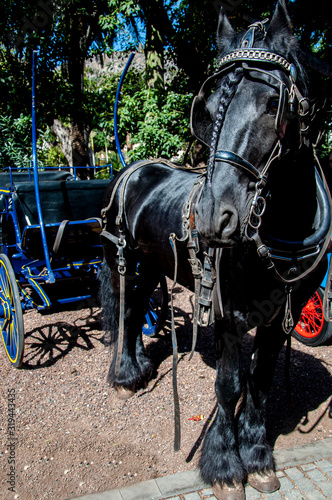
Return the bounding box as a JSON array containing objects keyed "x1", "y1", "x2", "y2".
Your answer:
[{"x1": 219, "y1": 207, "x2": 238, "y2": 239}]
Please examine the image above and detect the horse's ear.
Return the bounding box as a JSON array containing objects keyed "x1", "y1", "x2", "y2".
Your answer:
[
  {"x1": 266, "y1": 0, "x2": 298, "y2": 53},
  {"x1": 216, "y1": 7, "x2": 236, "y2": 56}
]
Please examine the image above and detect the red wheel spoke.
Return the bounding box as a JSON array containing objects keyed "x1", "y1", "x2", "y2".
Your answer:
[{"x1": 295, "y1": 291, "x2": 324, "y2": 338}]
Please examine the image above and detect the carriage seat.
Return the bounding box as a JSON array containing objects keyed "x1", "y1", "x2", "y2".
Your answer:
[
  {"x1": 0, "y1": 171, "x2": 75, "y2": 213},
  {"x1": 0, "y1": 170, "x2": 74, "y2": 187},
  {"x1": 11, "y1": 179, "x2": 110, "y2": 259}
]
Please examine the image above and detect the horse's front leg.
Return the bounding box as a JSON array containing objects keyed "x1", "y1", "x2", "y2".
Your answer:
[
  {"x1": 238, "y1": 321, "x2": 286, "y2": 493},
  {"x1": 101, "y1": 252, "x2": 157, "y2": 399},
  {"x1": 200, "y1": 319, "x2": 246, "y2": 500}
]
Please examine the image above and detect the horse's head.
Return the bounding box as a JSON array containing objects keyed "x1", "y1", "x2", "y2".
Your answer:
[{"x1": 193, "y1": 0, "x2": 310, "y2": 248}]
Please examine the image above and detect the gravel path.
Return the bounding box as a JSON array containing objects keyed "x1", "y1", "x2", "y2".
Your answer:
[{"x1": 1, "y1": 284, "x2": 332, "y2": 500}]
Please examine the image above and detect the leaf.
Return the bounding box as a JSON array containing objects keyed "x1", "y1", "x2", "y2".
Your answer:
[{"x1": 188, "y1": 414, "x2": 204, "y2": 421}]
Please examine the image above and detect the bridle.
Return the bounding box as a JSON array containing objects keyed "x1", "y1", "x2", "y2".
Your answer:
[
  {"x1": 192, "y1": 45, "x2": 310, "y2": 182},
  {"x1": 211, "y1": 50, "x2": 332, "y2": 284},
  {"x1": 211, "y1": 47, "x2": 310, "y2": 245},
  {"x1": 191, "y1": 23, "x2": 332, "y2": 286}
]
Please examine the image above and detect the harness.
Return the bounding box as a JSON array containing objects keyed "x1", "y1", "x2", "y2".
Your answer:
[
  {"x1": 100, "y1": 160, "x2": 209, "y2": 369},
  {"x1": 101, "y1": 160, "x2": 216, "y2": 452},
  {"x1": 101, "y1": 20, "x2": 332, "y2": 452}
]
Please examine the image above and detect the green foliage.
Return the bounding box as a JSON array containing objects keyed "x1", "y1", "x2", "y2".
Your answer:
[
  {"x1": 94, "y1": 151, "x2": 121, "y2": 177},
  {"x1": 0, "y1": 0, "x2": 331, "y2": 168},
  {"x1": 83, "y1": 63, "x2": 145, "y2": 135},
  {"x1": 99, "y1": 0, "x2": 142, "y2": 51},
  {"x1": 0, "y1": 115, "x2": 64, "y2": 169},
  {"x1": 118, "y1": 88, "x2": 192, "y2": 161},
  {"x1": 0, "y1": 114, "x2": 32, "y2": 169},
  {"x1": 37, "y1": 126, "x2": 68, "y2": 166},
  {"x1": 86, "y1": 63, "x2": 193, "y2": 165}
]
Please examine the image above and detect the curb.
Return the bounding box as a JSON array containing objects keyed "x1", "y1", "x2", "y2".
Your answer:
[{"x1": 70, "y1": 437, "x2": 332, "y2": 500}]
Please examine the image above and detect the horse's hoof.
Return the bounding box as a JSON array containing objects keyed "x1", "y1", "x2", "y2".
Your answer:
[
  {"x1": 247, "y1": 470, "x2": 280, "y2": 493},
  {"x1": 115, "y1": 387, "x2": 135, "y2": 400},
  {"x1": 213, "y1": 482, "x2": 245, "y2": 500}
]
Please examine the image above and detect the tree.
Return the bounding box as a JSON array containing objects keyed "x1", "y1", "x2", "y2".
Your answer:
[
  {"x1": 0, "y1": 0, "x2": 115, "y2": 168},
  {"x1": 102, "y1": 0, "x2": 218, "y2": 94},
  {"x1": 0, "y1": 114, "x2": 32, "y2": 169},
  {"x1": 0, "y1": 0, "x2": 331, "y2": 167}
]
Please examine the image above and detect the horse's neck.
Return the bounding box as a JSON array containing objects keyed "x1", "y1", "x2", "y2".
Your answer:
[{"x1": 263, "y1": 147, "x2": 317, "y2": 240}]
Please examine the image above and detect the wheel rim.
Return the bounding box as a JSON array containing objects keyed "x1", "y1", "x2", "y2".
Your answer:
[
  {"x1": 294, "y1": 291, "x2": 324, "y2": 339},
  {"x1": 0, "y1": 255, "x2": 24, "y2": 365},
  {"x1": 142, "y1": 276, "x2": 168, "y2": 337},
  {"x1": 143, "y1": 298, "x2": 159, "y2": 336}
]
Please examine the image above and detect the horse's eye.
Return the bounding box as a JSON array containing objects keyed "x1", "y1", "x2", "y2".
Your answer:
[{"x1": 267, "y1": 99, "x2": 279, "y2": 115}]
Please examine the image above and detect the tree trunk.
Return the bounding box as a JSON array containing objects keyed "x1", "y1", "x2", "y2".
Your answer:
[
  {"x1": 70, "y1": 116, "x2": 90, "y2": 168},
  {"x1": 51, "y1": 119, "x2": 72, "y2": 166},
  {"x1": 67, "y1": 13, "x2": 91, "y2": 176},
  {"x1": 141, "y1": 0, "x2": 165, "y2": 92},
  {"x1": 145, "y1": 22, "x2": 164, "y2": 91}
]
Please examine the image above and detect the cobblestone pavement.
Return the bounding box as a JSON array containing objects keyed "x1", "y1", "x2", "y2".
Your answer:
[
  {"x1": 72, "y1": 439, "x2": 332, "y2": 500},
  {"x1": 166, "y1": 458, "x2": 332, "y2": 500}
]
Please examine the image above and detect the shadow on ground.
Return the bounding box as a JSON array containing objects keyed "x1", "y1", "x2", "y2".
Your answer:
[{"x1": 21, "y1": 306, "x2": 103, "y2": 369}]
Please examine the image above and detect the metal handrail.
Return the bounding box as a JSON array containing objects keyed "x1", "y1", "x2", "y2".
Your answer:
[{"x1": 31, "y1": 51, "x2": 55, "y2": 283}]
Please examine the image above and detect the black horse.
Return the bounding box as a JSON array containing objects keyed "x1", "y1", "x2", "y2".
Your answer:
[{"x1": 100, "y1": 2, "x2": 331, "y2": 499}]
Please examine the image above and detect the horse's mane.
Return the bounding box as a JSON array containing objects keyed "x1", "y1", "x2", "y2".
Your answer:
[{"x1": 207, "y1": 67, "x2": 243, "y2": 181}]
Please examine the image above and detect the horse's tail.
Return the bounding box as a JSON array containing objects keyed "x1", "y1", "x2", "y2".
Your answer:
[{"x1": 99, "y1": 260, "x2": 118, "y2": 346}]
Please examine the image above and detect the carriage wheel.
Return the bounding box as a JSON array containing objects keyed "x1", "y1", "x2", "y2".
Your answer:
[
  {"x1": 292, "y1": 287, "x2": 332, "y2": 347},
  {"x1": 143, "y1": 275, "x2": 168, "y2": 337},
  {"x1": 0, "y1": 254, "x2": 24, "y2": 367}
]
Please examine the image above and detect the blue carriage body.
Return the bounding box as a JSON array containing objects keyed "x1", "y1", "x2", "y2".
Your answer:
[
  {"x1": 0, "y1": 165, "x2": 112, "y2": 366},
  {"x1": 0, "y1": 168, "x2": 110, "y2": 311}
]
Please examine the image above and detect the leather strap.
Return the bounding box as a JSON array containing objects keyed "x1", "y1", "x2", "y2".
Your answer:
[
  {"x1": 187, "y1": 231, "x2": 202, "y2": 361},
  {"x1": 52, "y1": 219, "x2": 69, "y2": 256},
  {"x1": 213, "y1": 248, "x2": 224, "y2": 321},
  {"x1": 169, "y1": 233, "x2": 181, "y2": 452},
  {"x1": 115, "y1": 272, "x2": 126, "y2": 376},
  {"x1": 100, "y1": 229, "x2": 127, "y2": 377},
  {"x1": 215, "y1": 150, "x2": 263, "y2": 180}
]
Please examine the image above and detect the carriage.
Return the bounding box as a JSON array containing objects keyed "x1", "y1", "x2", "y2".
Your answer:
[
  {"x1": 293, "y1": 255, "x2": 332, "y2": 346},
  {"x1": 0, "y1": 165, "x2": 110, "y2": 367},
  {"x1": 0, "y1": 162, "x2": 169, "y2": 368},
  {"x1": 0, "y1": 49, "x2": 168, "y2": 369}
]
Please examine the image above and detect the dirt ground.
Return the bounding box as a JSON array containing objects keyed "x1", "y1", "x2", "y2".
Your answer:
[{"x1": 1, "y1": 283, "x2": 332, "y2": 500}]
